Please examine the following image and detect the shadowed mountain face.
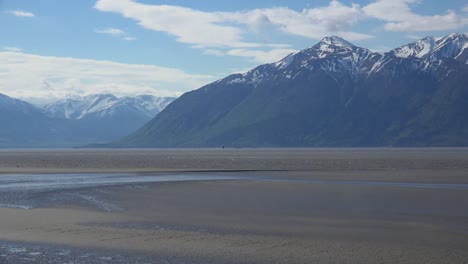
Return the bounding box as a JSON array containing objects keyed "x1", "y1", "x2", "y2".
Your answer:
[
  {"x1": 0, "y1": 94, "x2": 175, "y2": 147},
  {"x1": 115, "y1": 34, "x2": 468, "y2": 147},
  {"x1": 0, "y1": 94, "x2": 63, "y2": 147}
]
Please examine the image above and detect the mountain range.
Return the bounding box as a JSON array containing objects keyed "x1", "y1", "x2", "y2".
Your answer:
[
  {"x1": 43, "y1": 94, "x2": 172, "y2": 120},
  {"x1": 0, "y1": 93, "x2": 59, "y2": 147},
  {"x1": 113, "y1": 33, "x2": 468, "y2": 147},
  {"x1": 0, "y1": 94, "x2": 174, "y2": 147}
]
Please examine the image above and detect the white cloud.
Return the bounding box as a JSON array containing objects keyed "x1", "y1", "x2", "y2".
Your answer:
[
  {"x1": 95, "y1": 0, "x2": 251, "y2": 48},
  {"x1": 94, "y1": 0, "x2": 372, "y2": 46},
  {"x1": 95, "y1": 28, "x2": 126, "y2": 36},
  {"x1": 247, "y1": 14, "x2": 273, "y2": 34},
  {"x1": 221, "y1": 1, "x2": 372, "y2": 41},
  {"x1": 226, "y1": 48, "x2": 298, "y2": 64},
  {"x1": 3, "y1": 47, "x2": 21, "y2": 52},
  {"x1": 95, "y1": 27, "x2": 137, "y2": 41},
  {"x1": 8, "y1": 10, "x2": 35, "y2": 17},
  {"x1": 203, "y1": 49, "x2": 225, "y2": 57},
  {"x1": 204, "y1": 46, "x2": 300, "y2": 64},
  {"x1": 363, "y1": 0, "x2": 468, "y2": 32},
  {"x1": 95, "y1": 0, "x2": 468, "y2": 45},
  {"x1": 0, "y1": 51, "x2": 215, "y2": 102},
  {"x1": 204, "y1": 47, "x2": 298, "y2": 64},
  {"x1": 94, "y1": 0, "x2": 372, "y2": 62}
]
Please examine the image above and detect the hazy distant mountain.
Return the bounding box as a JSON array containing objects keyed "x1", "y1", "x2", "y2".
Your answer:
[
  {"x1": 0, "y1": 93, "x2": 61, "y2": 147},
  {"x1": 0, "y1": 93, "x2": 175, "y2": 147},
  {"x1": 42, "y1": 94, "x2": 175, "y2": 144},
  {"x1": 43, "y1": 94, "x2": 174, "y2": 120},
  {"x1": 114, "y1": 33, "x2": 468, "y2": 147},
  {"x1": 0, "y1": 93, "x2": 41, "y2": 115}
]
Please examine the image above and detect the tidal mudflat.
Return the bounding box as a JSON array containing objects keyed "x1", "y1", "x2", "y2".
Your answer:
[{"x1": 0, "y1": 148, "x2": 468, "y2": 263}]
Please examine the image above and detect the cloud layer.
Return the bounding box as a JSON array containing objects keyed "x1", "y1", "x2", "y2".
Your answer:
[
  {"x1": 94, "y1": 0, "x2": 373, "y2": 47},
  {"x1": 0, "y1": 52, "x2": 215, "y2": 103},
  {"x1": 93, "y1": 0, "x2": 371, "y2": 63},
  {"x1": 219, "y1": 1, "x2": 371, "y2": 41},
  {"x1": 363, "y1": 0, "x2": 468, "y2": 32},
  {"x1": 94, "y1": 0, "x2": 468, "y2": 62}
]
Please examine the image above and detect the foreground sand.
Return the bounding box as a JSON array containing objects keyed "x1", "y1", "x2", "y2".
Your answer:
[{"x1": 0, "y1": 148, "x2": 468, "y2": 263}]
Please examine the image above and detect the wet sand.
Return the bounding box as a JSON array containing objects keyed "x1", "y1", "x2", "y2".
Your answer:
[
  {"x1": 0, "y1": 148, "x2": 468, "y2": 263},
  {"x1": 2, "y1": 148, "x2": 468, "y2": 173}
]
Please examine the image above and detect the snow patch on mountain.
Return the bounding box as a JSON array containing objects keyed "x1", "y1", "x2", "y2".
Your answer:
[
  {"x1": 393, "y1": 37, "x2": 436, "y2": 59},
  {"x1": 320, "y1": 36, "x2": 355, "y2": 48},
  {"x1": 43, "y1": 94, "x2": 175, "y2": 120},
  {"x1": 220, "y1": 33, "x2": 468, "y2": 89},
  {"x1": 275, "y1": 53, "x2": 296, "y2": 69},
  {"x1": 393, "y1": 34, "x2": 468, "y2": 62}
]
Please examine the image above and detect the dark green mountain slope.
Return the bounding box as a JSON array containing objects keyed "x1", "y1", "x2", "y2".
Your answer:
[{"x1": 115, "y1": 34, "x2": 468, "y2": 147}]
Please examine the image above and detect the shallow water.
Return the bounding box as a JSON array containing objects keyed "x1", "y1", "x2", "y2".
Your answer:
[
  {"x1": 0, "y1": 241, "x2": 187, "y2": 264},
  {"x1": 265, "y1": 179, "x2": 468, "y2": 190},
  {"x1": 1, "y1": 173, "x2": 468, "y2": 210},
  {"x1": 2, "y1": 173, "x2": 468, "y2": 191},
  {"x1": 0, "y1": 173, "x2": 241, "y2": 190},
  {"x1": 0, "y1": 173, "x2": 242, "y2": 210}
]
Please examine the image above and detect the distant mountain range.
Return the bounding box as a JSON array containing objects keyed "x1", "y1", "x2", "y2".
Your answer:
[
  {"x1": 113, "y1": 33, "x2": 468, "y2": 147},
  {"x1": 0, "y1": 94, "x2": 174, "y2": 147},
  {"x1": 0, "y1": 93, "x2": 59, "y2": 147},
  {"x1": 43, "y1": 94, "x2": 172, "y2": 120}
]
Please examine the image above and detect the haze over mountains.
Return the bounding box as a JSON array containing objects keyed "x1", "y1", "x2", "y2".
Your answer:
[
  {"x1": 114, "y1": 33, "x2": 468, "y2": 147},
  {"x1": 0, "y1": 94, "x2": 174, "y2": 147}
]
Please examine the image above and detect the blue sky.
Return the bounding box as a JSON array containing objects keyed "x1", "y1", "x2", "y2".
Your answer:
[{"x1": 1, "y1": 0, "x2": 467, "y2": 103}]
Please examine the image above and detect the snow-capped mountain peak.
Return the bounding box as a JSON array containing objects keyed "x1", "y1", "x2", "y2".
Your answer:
[
  {"x1": 43, "y1": 94, "x2": 175, "y2": 120},
  {"x1": 308, "y1": 36, "x2": 367, "y2": 61},
  {"x1": 392, "y1": 33, "x2": 468, "y2": 62},
  {"x1": 319, "y1": 36, "x2": 355, "y2": 48},
  {"x1": 432, "y1": 33, "x2": 468, "y2": 62},
  {"x1": 392, "y1": 36, "x2": 437, "y2": 59},
  {"x1": 223, "y1": 33, "x2": 467, "y2": 89}
]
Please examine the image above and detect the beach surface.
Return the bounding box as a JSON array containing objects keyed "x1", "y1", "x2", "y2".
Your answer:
[{"x1": 0, "y1": 148, "x2": 468, "y2": 263}]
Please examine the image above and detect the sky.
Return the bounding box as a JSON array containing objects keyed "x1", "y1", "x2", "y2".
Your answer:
[{"x1": 1, "y1": 0, "x2": 468, "y2": 104}]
